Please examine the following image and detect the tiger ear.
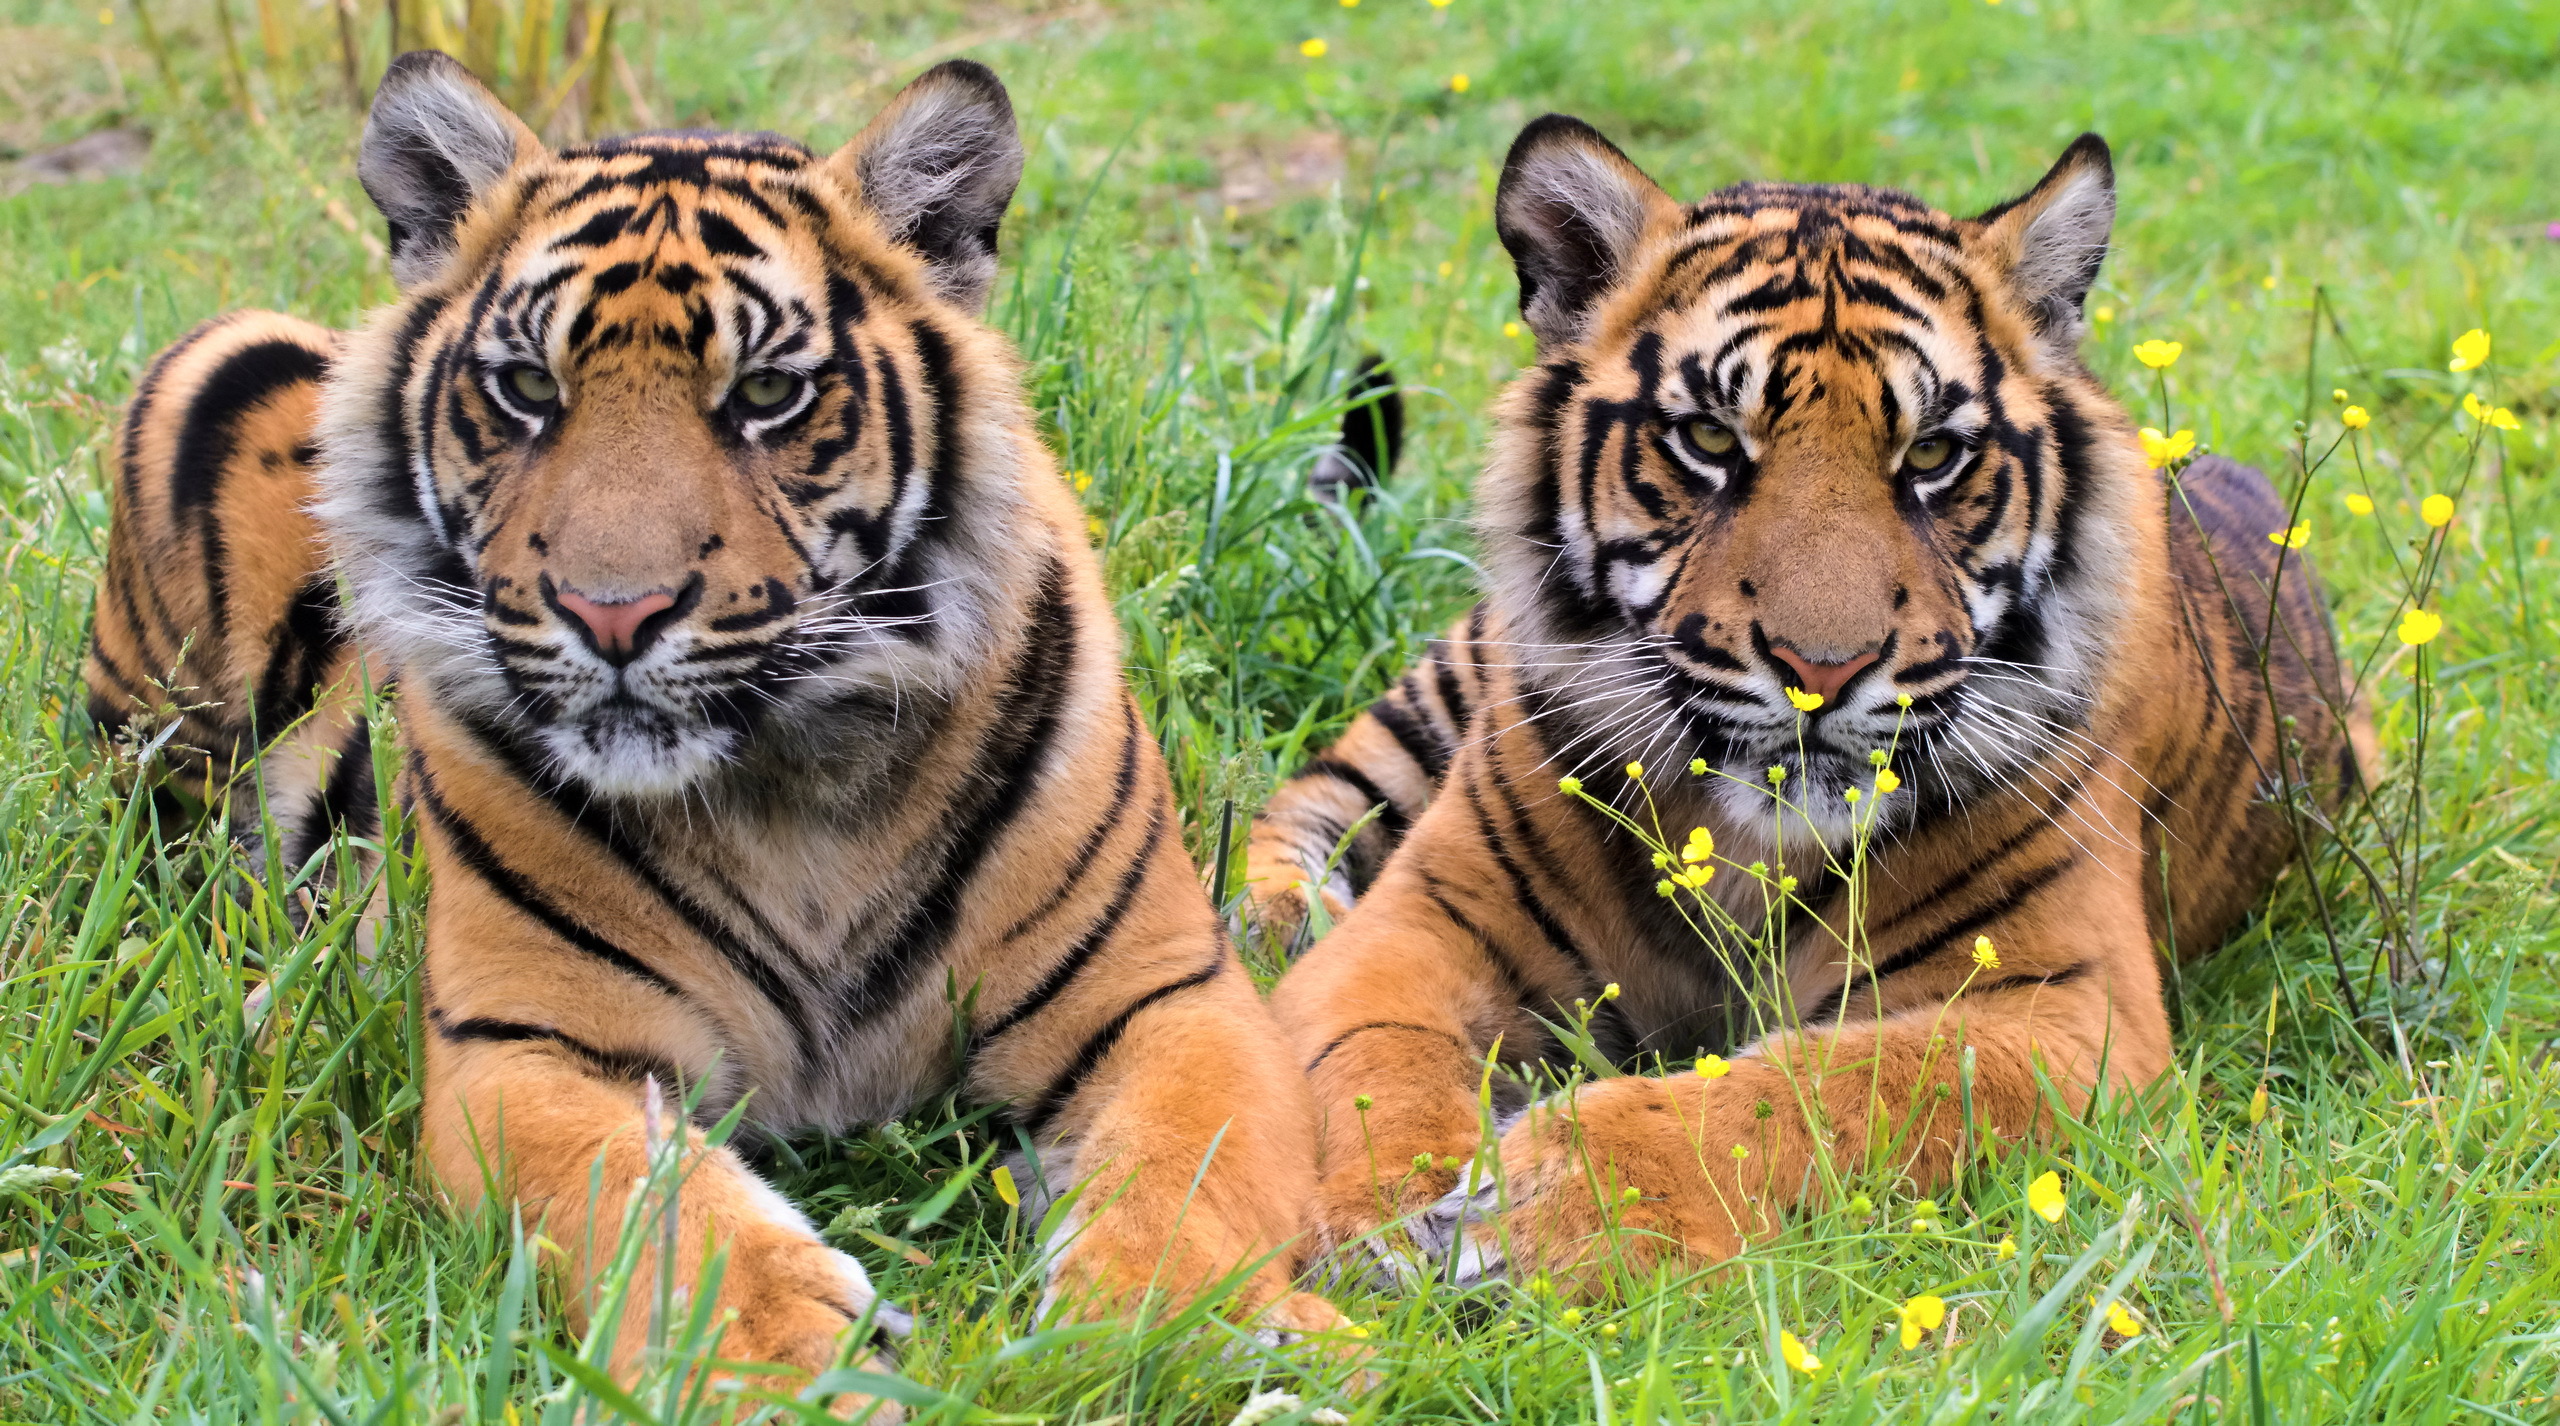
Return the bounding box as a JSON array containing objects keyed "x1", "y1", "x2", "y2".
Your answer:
[
  {"x1": 828, "y1": 60, "x2": 1023, "y2": 314},
  {"x1": 1974, "y1": 133, "x2": 2116, "y2": 354},
  {"x1": 358, "y1": 50, "x2": 544, "y2": 289},
  {"x1": 1495, "y1": 115, "x2": 1677, "y2": 349}
]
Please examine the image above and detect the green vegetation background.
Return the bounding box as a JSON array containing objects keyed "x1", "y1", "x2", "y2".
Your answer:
[{"x1": 0, "y1": 0, "x2": 2554, "y2": 1421}]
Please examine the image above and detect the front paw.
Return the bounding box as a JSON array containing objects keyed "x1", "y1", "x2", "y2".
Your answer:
[
  {"x1": 1309, "y1": 1161, "x2": 1465, "y2": 1292},
  {"x1": 708, "y1": 1232, "x2": 911, "y2": 1418},
  {"x1": 1429, "y1": 1077, "x2": 1758, "y2": 1299}
]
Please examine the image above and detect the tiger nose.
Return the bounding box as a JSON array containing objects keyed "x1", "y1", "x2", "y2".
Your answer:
[
  {"x1": 1771, "y1": 646, "x2": 1881, "y2": 704},
  {"x1": 554, "y1": 586, "x2": 678, "y2": 665}
]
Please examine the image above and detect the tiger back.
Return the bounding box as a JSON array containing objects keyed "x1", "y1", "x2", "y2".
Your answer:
[
  {"x1": 1249, "y1": 118, "x2": 2367, "y2": 1291},
  {"x1": 86, "y1": 52, "x2": 1345, "y2": 1406}
]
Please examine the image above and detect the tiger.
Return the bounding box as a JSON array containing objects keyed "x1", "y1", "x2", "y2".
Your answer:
[
  {"x1": 1244, "y1": 115, "x2": 2369, "y2": 1292},
  {"x1": 82, "y1": 51, "x2": 1349, "y2": 1404}
]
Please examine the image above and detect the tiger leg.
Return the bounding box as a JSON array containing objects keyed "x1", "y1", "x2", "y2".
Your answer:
[
  {"x1": 1243, "y1": 607, "x2": 1488, "y2": 942},
  {"x1": 1425, "y1": 830, "x2": 2169, "y2": 1295},
  {"x1": 424, "y1": 1036, "x2": 904, "y2": 1414},
  {"x1": 1006, "y1": 953, "x2": 1347, "y2": 1338}
]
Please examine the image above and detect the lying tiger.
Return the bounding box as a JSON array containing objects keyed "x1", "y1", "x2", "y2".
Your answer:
[
  {"x1": 1248, "y1": 117, "x2": 2368, "y2": 1290},
  {"x1": 84, "y1": 52, "x2": 1344, "y2": 1403}
]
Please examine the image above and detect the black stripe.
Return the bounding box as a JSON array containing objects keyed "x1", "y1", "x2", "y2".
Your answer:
[
  {"x1": 1305, "y1": 1020, "x2": 1474, "y2": 1075},
  {"x1": 1293, "y1": 758, "x2": 1410, "y2": 839},
  {"x1": 1867, "y1": 772, "x2": 2084, "y2": 939},
  {"x1": 1961, "y1": 961, "x2": 2093, "y2": 1001},
  {"x1": 1464, "y1": 771, "x2": 1598, "y2": 981},
  {"x1": 1369, "y1": 692, "x2": 1452, "y2": 781},
  {"x1": 1416, "y1": 870, "x2": 1537, "y2": 1008},
  {"x1": 430, "y1": 1009, "x2": 692, "y2": 1090},
  {"x1": 1000, "y1": 700, "x2": 1143, "y2": 943},
  {"x1": 251, "y1": 577, "x2": 348, "y2": 745},
  {"x1": 977, "y1": 804, "x2": 1167, "y2": 1042},
  {"x1": 1025, "y1": 954, "x2": 1225, "y2": 1136},
  {"x1": 410, "y1": 755, "x2": 682, "y2": 998},
  {"x1": 169, "y1": 339, "x2": 329, "y2": 645},
  {"x1": 829, "y1": 558, "x2": 1078, "y2": 1023},
  {"x1": 1800, "y1": 856, "x2": 2075, "y2": 1025}
]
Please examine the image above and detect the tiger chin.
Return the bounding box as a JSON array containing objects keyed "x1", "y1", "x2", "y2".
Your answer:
[
  {"x1": 1246, "y1": 117, "x2": 2369, "y2": 1295},
  {"x1": 83, "y1": 52, "x2": 1348, "y2": 1413}
]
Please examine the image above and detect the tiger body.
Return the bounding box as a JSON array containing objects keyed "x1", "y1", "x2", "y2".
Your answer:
[
  {"x1": 1250, "y1": 120, "x2": 2364, "y2": 1287},
  {"x1": 85, "y1": 54, "x2": 1339, "y2": 1400}
]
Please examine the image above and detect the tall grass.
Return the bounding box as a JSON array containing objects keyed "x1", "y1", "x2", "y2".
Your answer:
[{"x1": 0, "y1": 0, "x2": 2554, "y2": 1421}]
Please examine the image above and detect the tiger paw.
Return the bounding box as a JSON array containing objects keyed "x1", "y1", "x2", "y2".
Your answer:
[{"x1": 685, "y1": 1230, "x2": 913, "y2": 1419}]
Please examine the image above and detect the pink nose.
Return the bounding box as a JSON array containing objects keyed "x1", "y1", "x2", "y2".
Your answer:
[
  {"x1": 554, "y1": 587, "x2": 678, "y2": 663},
  {"x1": 1771, "y1": 646, "x2": 1880, "y2": 704}
]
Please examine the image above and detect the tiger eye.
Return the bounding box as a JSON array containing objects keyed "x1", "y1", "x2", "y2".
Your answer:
[
  {"x1": 737, "y1": 371, "x2": 797, "y2": 409},
  {"x1": 508, "y1": 367, "x2": 559, "y2": 405},
  {"x1": 1685, "y1": 419, "x2": 1739, "y2": 457},
  {"x1": 1905, "y1": 436, "x2": 1955, "y2": 472}
]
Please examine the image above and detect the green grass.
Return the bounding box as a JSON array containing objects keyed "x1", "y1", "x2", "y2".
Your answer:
[{"x1": 2, "y1": 0, "x2": 2557, "y2": 1421}]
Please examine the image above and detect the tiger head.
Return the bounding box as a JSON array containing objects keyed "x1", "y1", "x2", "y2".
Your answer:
[
  {"x1": 317, "y1": 52, "x2": 1034, "y2": 797},
  {"x1": 1477, "y1": 118, "x2": 2154, "y2": 847}
]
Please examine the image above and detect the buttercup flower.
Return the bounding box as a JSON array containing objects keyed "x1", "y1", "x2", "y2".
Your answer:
[
  {"x1": 2028, "y1": 1170, "x2": 2066, "y2": 1223},
  {"x1": 2341, "y1": 405, "x2": 2370, "y2": 430},
  {"x1": 1973, "y1": 935, "x2": 2000, "y2": 970},
  {"x1": 1682, "y1": 827, "x2": 1715, "y2": 863},
  {"x1": 2489, "y1": 406, "x2": 2521, "y2": 431},
  {"x1": 1996, "y1": 1234, "x2": 2019, "y2": 1261},
  {"x1": 1730, "y1": 1143, "x2": 1750, "y2": 1161},
  {"x1": 2132, "y1": 339, "x2": 2183, "y2": 369},
  {"x1": 1449, "y1": 73, "x2": 1469, "y2": 92},
  {"x1": 1873, "y1": 767, "x2": 1901, "y2": 795},
  {"x1": 2093, "y1": 305, "x2": 2115, "y2": 324},
  {"x1": 2421, "y1": 494, "x2": 2454, "y2": 528},
  {"x1": 1779, "y1": 1330, "x2": 1822, "y2": 1375},
  {"x1": 1298, "y1": 37, "x2": 1328, "y2": 57},
  {"x1": 1785, "y1": 687, "x2": 1824, "y2": 713},
  {"x1": 2268, "y1": 523, "x2": 2310, "y2": 550},
  {"x1": 1625, "y1": 761, "x2": 1646, "y2": 779},
  {"x1": 2448, "y1": 328, "x2": 2490, "y2": 372},
  {"x1": 2332, "y1": 388, "x2": 2349, "y2": 404},
  {"x1": 2397, "y1": 608, "x2": 2443, "y2": 646},
  {"x1": 2138, "y1": 427, "x2": 2196, "y2": 470},
  {"x1": 2104, "y1": 1300, "x2": 2145, "y2": 1339},
  {"x1": 2462, "y1": 392, "x2": 2489, "y2": 421},
  {"x1": 1695, "y1": 1054, "x2": 1731, "y2": 1079},
  {"x1": 2344, "y1": 492, "x2": 2374, "y2": 516},
  {"x1": 1897, "y1": 1294, "x2": 1948, "y2": 1349},
  {"x1": 1558, "y1": 776, "x2": 1583, "y2": 795},
  {"x1": 1690, "y1": 757, "x2": 1708, "y2": 775},
  {"x1": 1502, "y1": 321, "x2": 1521, "y2": 338}
]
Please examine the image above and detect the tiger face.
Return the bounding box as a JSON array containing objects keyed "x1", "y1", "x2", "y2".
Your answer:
[
  {"x1": 318, "y1": 55, "x2": 1027, "y2": 796},
  {"x1": 1478, "y1": 120, "x2": 2148, "y2": 848}
]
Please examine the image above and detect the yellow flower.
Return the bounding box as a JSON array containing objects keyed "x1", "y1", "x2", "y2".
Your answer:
[
  {"x1": 2131, "y1": 339, "x2": 2183, "y2": 370},
  {"x1": 2332, "y1": 387, "x2": 2349, "y2": 403},
  {"x1": 2137, "y1": 427, "x2": 2196, "y2": 470},
  {"x1": 2448, "y1": 328, "x2": 2490, "y2": 373},
  {"x1": 2093, "y1": 305, "x2": 2115, "y2": 324},
  {"x1": 1071, "y1": 469, "x2": 1093, "y2": 492},
  {"x1": 1449, "y1": 73, "x2": 1470, "y2": 93},
  {"x1": 2462, "y1": 392, "x2": 2489, "y2": 422},
  {"x1": 2028, "y1": 1170, "x2": 2066, "y2": 1223},
  {"x1": 1682, "y1": 827, "x2": 1715, "y2": 862},
  {"x1": 2489, "y1": 406, "x2": 2521, "y2": 431},
  {"x1": 2397, "y1": 608, "x2": 2443, "y2": 646},
  {"x1": 1430, "y1": 0, "x2": 1451, "y2": 7},
  {"x1": 1996, "y1": 1234, "x2": 2018, "y2": 1261},
  {"x1": 1558, "y1": 775, "x2": 1583, "y2": 795},
  {"x1": 2421, "y1": 493, "x2": 2454, "y2": 528},
  {"x1": 1625, "y1": 761, "x2": 1646, "y2": 779},
  {"x1": 2261, "y1": 274, "x2": 2277, "y2": 290},
  {"x1": 1341, "y1": 0, "x2": 1359, "y2": 6},
  {"x1": 1730, "y1": 1142, "x2": 1750, "y2": 1161},
  {"x1": 2267, "y1": 523, "x2": 2309, "y2": 550},
  {"x1": 1503, "y1": 321, "x2": 1522, "y2": 339},
  {"x1": 1972, "y1": 935, "x2": 1999, "y2": 970},
  {"x1": 1299, "y1": 37, "x2": 1329, "y2": 57},
  {"x1": 1779, "y1": 1330, "x2": 1822, "y2": 1375},
  {"x1": 1695, "y1": 1054, "x2": 1731, "y2": 1079},
  {"x1": 1087, "y1": 516, "x2": 1106, "y2": 538},
  {"x1": 1669, "y1": 865, "x2": 1713, "y2": 892},
  {"x1": 1560, "y1": 1307, "x2": 1583, "y2": 1327},
  {"x1": 1689, "y1": 757, "x2": 1708, "y2": 775},
  {"x1": 2341, "y1": 405, "x2": 2369, "y2": 430},
  {"x1": 2104, "y1": 1300, "x2": 2144, "y2": 1339},
  {"x1": 1843, "y1": 787, "x2": 1863, "y2": 804},
  {"x1": 1784, "y1": 687, "x2": 1825, "y2": 713},
  {"x1": 1873, "y1": 768, "x2": 1901, "y2": 795},
  {"x1": 2344, "y1": 492, "x2": 2374, "y2": 516},
  {"x1": 1897, "y1": 1294, "x2": 1947, "y2": 1350}
]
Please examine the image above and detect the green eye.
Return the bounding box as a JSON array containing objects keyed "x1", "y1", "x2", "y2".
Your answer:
[
  {"x1": 1905, "y1": 436, "x2": 1956, "y2": 472},
  {"x1": 1684, "y1": 419, "x2": 1739, "y2": 457},
  {"x1": 507, "y1": 366, "x2": 559, "y2": 406},
  {"x1": 736, "y1": 371, "x2": 799, "y2": 410}
]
